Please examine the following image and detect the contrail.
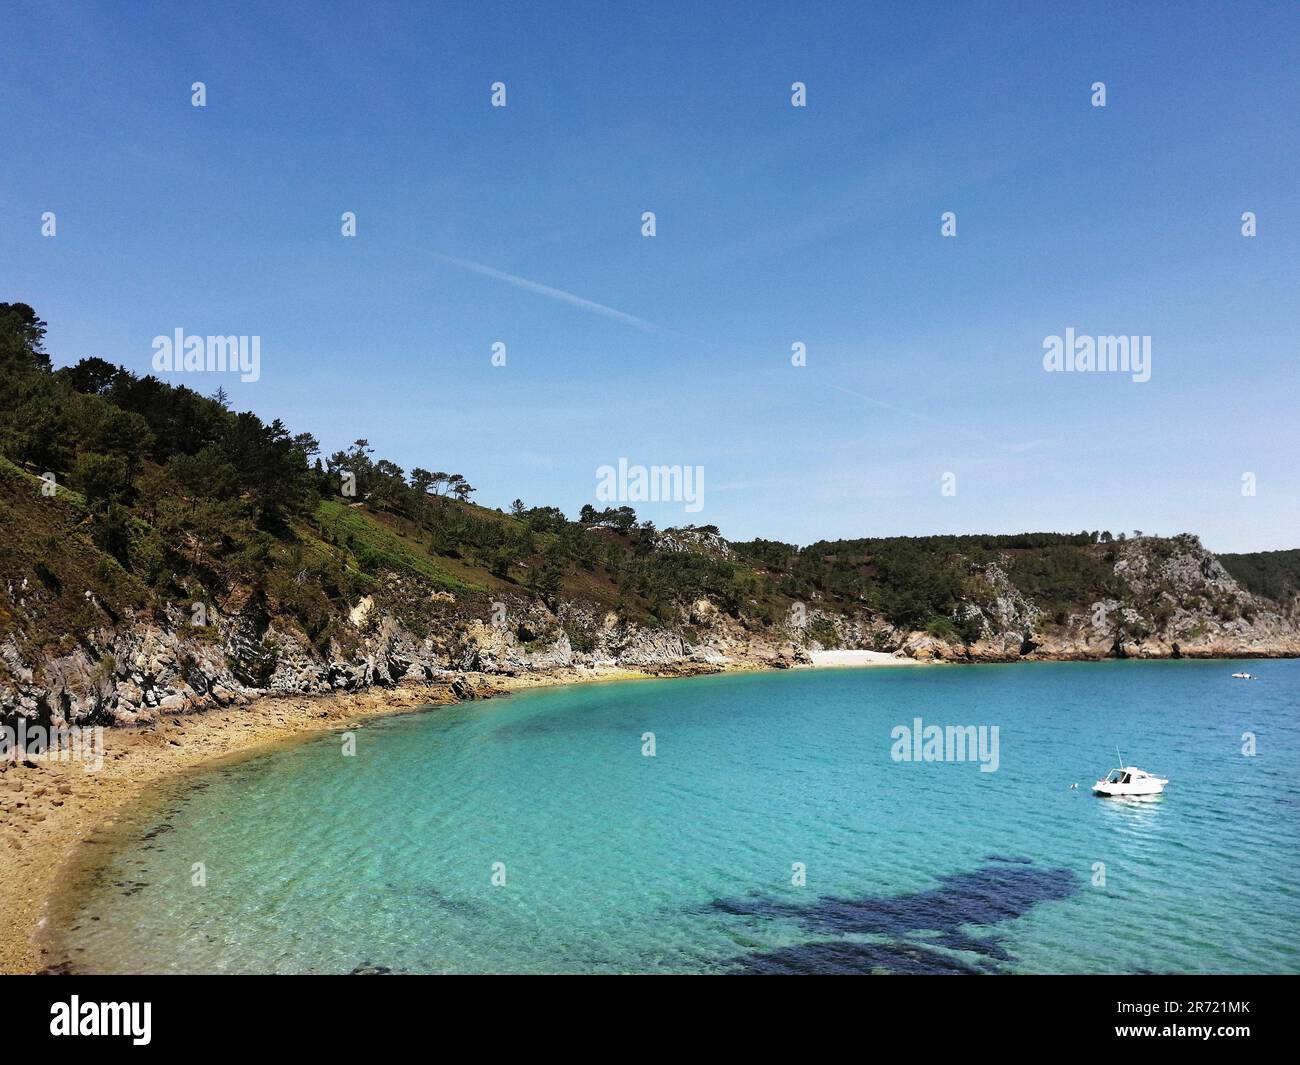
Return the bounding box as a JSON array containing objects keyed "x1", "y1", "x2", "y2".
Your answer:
[
  {"x1": 426, "y1": 251, "x2": 657, "y2": 332},
  {"x1": 827, "y1": 383, "x2": 952, "y2": 428}
]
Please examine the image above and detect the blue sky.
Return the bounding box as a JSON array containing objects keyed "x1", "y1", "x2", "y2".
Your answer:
[{"x1": 3, "y1": 1, "x2": 1297, "y2": 551}]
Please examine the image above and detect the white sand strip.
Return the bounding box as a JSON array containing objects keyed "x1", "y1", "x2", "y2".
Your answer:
[{"x1": 808, "y1": 649, "x2": 924, "y2": 667}]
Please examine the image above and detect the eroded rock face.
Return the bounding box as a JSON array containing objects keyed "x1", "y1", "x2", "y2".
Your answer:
[
  {"x1": 962, "y1": 563, "x2": 1043, "y2": 647},
  {"x1": 928, "y1": 536, "x2": 1300, "y2": 662},
  {"x1": 0, "y1": 590, "x2": 720, "y2": 727},
  {"x1": 654, "y1": 528, "x2": 732, "y2": 559},
  {"x1": 1, "y1": 535, "x2": 1296, "y2": 727}
]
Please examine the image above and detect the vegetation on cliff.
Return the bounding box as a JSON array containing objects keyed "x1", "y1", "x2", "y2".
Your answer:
[{"x1": 1, "y1": 301, "x2": 1297, "y2": 703}]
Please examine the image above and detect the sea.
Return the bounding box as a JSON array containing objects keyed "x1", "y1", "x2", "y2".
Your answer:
[{"x1": 53, "y1": 659, "x2": 1300, "y2": 974}]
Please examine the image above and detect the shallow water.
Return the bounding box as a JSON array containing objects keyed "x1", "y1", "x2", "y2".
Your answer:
[{"x1": 57, "y1": 660, "x2": 1300, "y2": 973}]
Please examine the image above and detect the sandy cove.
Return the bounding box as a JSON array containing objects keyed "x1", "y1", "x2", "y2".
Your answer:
[
  {"x1": 0, "y1": 651, "x2": 933, "y2": 974},
  {"x1": 0, "y1": 665, "x2": 702, "y2": 975}
]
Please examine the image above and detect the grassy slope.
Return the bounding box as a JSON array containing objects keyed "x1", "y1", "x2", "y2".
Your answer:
[
  {"x1": 0, "y1": 453, "x2": 635, "y2": 663},
  {"x1": 312, "y1": 499, "x2": 477, "y2": 594},
  {"x1": 2, "y1": 451, "x2": 1296, "y2": 663},
  {"x1": 0, "y1": 456, "x2": 150, "y2": 653},
  {"x1": 0, "y1": 460, "x2": 494, "y2": 658}
]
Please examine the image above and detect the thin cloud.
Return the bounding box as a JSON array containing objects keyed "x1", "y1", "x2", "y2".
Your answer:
[{"x1": 427, "y1": 252, "x2": 657, "y2": 332}]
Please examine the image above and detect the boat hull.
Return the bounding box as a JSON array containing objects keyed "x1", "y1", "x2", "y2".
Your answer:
[{"x1": 1092, "y1": 781, "x2": 1168, "y2": 798}]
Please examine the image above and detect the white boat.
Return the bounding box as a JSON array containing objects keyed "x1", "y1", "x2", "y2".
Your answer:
[
  {"x1": 1093, "y1": 765, "x2": 1169, "y2": 798},
  {"x1": 1231, "y1": 672, "x2": 1256, "y2": 680}
]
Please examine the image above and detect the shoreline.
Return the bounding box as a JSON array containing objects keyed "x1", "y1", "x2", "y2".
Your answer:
[
  {"x1": 2, "y1": 651, "x2": 1291, "y2": 974},
  {"x1": 0, "y1": 664, "x2": 697, "y2": 975},
  {"x1": 807, "y1": 649, "x2": 929, "y2": 667}
]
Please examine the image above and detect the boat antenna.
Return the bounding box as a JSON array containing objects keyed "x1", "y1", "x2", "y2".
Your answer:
[{"x1": 1116, "y1": 743, "x2": 1125, "y2": 769}]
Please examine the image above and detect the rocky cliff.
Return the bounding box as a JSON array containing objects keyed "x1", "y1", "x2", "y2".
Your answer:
[
  {"x1": 2, "y1": 531, "x2": 1296, "y2": 731},
  {"x1": 5, "y1": 309, "x2": 1297, "y2": 735}
]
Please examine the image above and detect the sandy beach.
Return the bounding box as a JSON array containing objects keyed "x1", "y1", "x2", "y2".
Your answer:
[
  {"x1": 0, "y1": 666, "x2": 672, "y2": 975},
  {"x1": 808, "y1": 649, "x2": 928, "y2": 667}
]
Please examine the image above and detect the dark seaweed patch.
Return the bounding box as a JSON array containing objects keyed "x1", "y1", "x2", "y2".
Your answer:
[{"x1": 714, "y1": 858, "x2": 1079, "y2": 974}]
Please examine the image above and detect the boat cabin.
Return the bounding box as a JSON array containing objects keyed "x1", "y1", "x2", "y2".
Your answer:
[{"x1": 1104, "y1": 767, "x2": 1153, "y2": 785}]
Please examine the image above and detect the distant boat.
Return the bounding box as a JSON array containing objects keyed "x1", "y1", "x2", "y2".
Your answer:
[{"x1": 1231, "y1": 671, "x2": 1257, "y2": 680}]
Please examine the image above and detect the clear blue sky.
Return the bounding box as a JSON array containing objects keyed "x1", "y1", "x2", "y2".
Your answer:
[{"x1": 3, "y1": 1, "x2": 1297, "y2": 551}]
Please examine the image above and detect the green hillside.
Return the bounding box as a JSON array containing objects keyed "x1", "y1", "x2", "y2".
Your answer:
[{"x1": 1, "y1": 300, "x2": 1295, "y2": 672}]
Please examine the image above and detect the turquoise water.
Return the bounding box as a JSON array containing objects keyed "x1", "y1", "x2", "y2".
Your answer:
[{"x1": 59, "y1": 660, "x2": 1300, "y2": 974}]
